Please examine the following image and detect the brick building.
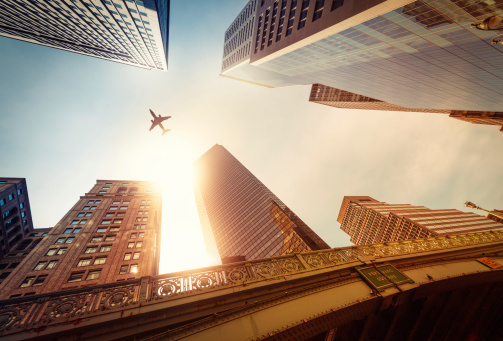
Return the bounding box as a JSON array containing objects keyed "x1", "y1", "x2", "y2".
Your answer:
[
  {"x1": 0, "y1": 180, "x2": 162, "y2": 299},
  {"x1": 337, "y1": 196, "x2": 503, "y2": 245}
]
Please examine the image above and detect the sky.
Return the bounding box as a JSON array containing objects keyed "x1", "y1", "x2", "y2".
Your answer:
[{"x1": 0, "y1": 0, "x2": 502, "y2": 274}]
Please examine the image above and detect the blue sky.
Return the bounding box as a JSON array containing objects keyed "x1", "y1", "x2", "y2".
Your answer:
[{"x1": 1, "y1": 0, "x2": 502, "y2": 273}]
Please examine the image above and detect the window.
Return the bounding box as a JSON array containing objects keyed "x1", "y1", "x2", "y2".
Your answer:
[
  {"x1": 83, "y1": 206, "x2": 90, "y2": 210},
  {"x1": 120, "y1": 206, "x2": 127, "y2": 210},
  {"x1": 109, "y1": 206, "x2": 118, "y2": 210},
  {"x1": 312, "y1": 0, "x2": 324, "y2": 21},
  {"x1": 0, "y1": 199, "x2": 5, "y2": 206},
  {"x1": 138, "y1": 232, "x2": 145, "y2": 238},
  {"x1": 64, "y1": 228, "x2": 73, "y2": 234},
  {"x1": 55, "y1": 237, "x2": 66, "y2": 244},
  {"x1": 114, "y1": 219, "x2": 123, "y2": 224},
  {"x1": 68, "y1": 272, "x2": 85, "y2": 282},
  {"x1": 77, "y1": 258, "x2": 92, "y2": 267},
  {"x1": 119, "y1": 265, "x2": 128, "y2": 274},
  {"x1": 102, "y1": 187, "x2": 109, "y2": 190},
  {"x1": 331, "y1": 0, "x2": 343, "y2": 11},
  {"x1": 46, "y1": 248, "x2": 57, "y2": 256},
  {"x1": 123, "y1": 201, "x2": 130, "y2": 204},
  {"x1": 34, "y1": 261, "x2": 47, "y2": 270},
  {"x1": 77, "y1": 213, "x2": 85, "y2": 217},
  {"x1": 87, "y1": 270, "x2": 101, "y2": 280},
  {"x1": 101, "y1": 220, "x2": 111, "y2": 225},
  {"x1": 46, "y1": 260, "x2": 58, "y2": 269},
  {"x1": 85, "y1": 212, "x2": 92, "y2": 217},
  {"x1": 85, "y1": 247, "x2": 97, "y2": 254},
  {"x1": 105, "y1": 213, "x2": 115, "y2": 217},
  {"x1": 57, "y1": 248, "x2": 67, "y2": 255},
  {"x1": 127, "y1": 242, "x2": 135, "y2": 248},
  {"x1": 124, "y1": 253, "x2": 132, "y2": 260},
  {"x1": 91, "y1": 236, "x2": 103, "y2": 242},
  {"x1": 65, "y1": 237, "x2": 75, "y2": 244},
  {"x1": 130, "y1": 233, "x2": 137, "y2": 239},
  {"x1": 94, "y1": 257, "x2": 106, "y2": 265},
  {"x1": 105, "y1": 235, "x2": 116, "y2": 241},
  {"x1": 70, "y1": 221, "x2": 79, "y2": 225},
  {"x1": 79, "y1": 220, "x2": 86, "y2": 225},
  {"x1": 20, "y1": 203, "x2": 24, "y2": 209},
  {"x1": 100, "y1": 245, "x2": 112, "y2": 253},
  {"x1": 97, "y1": 228, "x2": 107, "y2": 233},
  {"x1": 130, "y1": 264, "x2": 138, "y2": 273},
  {"x1": 33, "y1": 275, "x2": 47, "y2": 286},
  {"x1": 110, "y1": 227, "x2": 120, "y2": 232},
  {"x1": 113, "y1": 201, "x2": 120, "y2": 204},
  {"x1": 20, "y1": 276, "x2": 35, "y2": 287},
  {"x1": 136, "y1": 241, "x2": 142, "y2": 248},
  {"x1": 133, "y1": 252, "x2": 140, "y2": 260},
  {"x1": 8, "y1": 194, "x2": 14, "y2": 200}
]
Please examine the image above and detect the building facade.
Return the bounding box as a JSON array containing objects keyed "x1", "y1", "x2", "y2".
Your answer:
[
  {"x1": 309, "y1": 83, "x2": 503, "y2": 131},
  {"x1": 222, "y1": 0, "x2": 503, "y2": 112},
  {"x1": 337, "y1": 196, "x2": 503, "y2": 245},
  {"x1": 0, "y1": 178, "x2": 36, "y2": 258},
  {"x1": 0, "y1": 0, "x2": 170, "y2": 70},
  {"x1": 193, "y1": 144, "x2": 329, "y2": 264},
  {"x1": 0, "y1": 180, "x2": 162, "y2": 299}
]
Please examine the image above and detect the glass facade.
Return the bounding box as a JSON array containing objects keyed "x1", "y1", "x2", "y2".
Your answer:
[
  {"x1": 0, "y1": 0, "x2": 169, "y2": 70},
  {"x1": 194, "y1": 144, "x2": 329, "y2": 263},
  {"x1": 229, "y1": 0, "x2": 503, "y2": 111}
]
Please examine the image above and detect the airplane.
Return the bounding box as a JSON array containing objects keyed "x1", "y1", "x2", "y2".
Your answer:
[{"x1": 149, "y1": 109, "x2": 171, "y2": 135}]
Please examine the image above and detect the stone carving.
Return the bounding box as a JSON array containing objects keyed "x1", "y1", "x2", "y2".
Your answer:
[{"x1": 0, "y1": 231, "x2": 500, "y2": 335}]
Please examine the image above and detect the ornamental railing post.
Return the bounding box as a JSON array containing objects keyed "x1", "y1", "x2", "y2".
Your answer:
[{"x1": 139, "y1": 276, "x2": 151, "y2": 303}]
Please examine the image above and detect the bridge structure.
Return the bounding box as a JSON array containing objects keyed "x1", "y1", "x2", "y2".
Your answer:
[{"x1": 0, "y1": 231, "x2": 502, "y2": 340}]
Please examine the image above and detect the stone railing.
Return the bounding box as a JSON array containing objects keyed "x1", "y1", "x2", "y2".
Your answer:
[{"x1": 1, "y1": 231, "x2": 502, "y2": 335}]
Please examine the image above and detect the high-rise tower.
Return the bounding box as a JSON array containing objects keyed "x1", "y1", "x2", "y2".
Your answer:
[
  {"x1": 0, "y1": 0, "x2": 170, "y2": 70},
  {"x1": 0, "y1": 180, "x2": 162, "y2": 299},
  {"x1": 337, "y1": 196, "x2": 503, "y2": 245},
  {"x1": 222, "y1": 0, "x2": 503, "y2": 113},
  {"x1": 193, "y1": 144, "x2": 329, "y2": 264}
]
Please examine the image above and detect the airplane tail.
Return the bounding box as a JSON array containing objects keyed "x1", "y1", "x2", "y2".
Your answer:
[{"x1": 162, "y1": 129, "x2": 171, "y2": 135}]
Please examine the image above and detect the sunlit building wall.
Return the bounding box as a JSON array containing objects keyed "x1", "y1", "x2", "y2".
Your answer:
[
  {"x1": 193, "y1": 144, "x2": 330, "y2": 264},
  {"x1": 338, "y1": 196, "x2": 503, "y2": 245},
  {"x1": 222, "y1": 0, "x2": 503, "y2": 111},
  {"x1": 0, "y1": 180, "x2": 162, "y2": 299},
  {"x1": 0, "y1": 0, "x2": 170, "y2": 70}
]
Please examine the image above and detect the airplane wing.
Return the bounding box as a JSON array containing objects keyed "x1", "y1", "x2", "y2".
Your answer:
[
  {"x1": 159, "y1": 116, "x2": 171, "y2": 122},
  {"x1": 149, "y1": 109, "x2": 156, "y2": 119},
  {"x1": 149, "y1": 122, "x2": 157, "y2": 131},
  {"x1": 158, "y1": 122, "x2": 165, "y2": 131}
]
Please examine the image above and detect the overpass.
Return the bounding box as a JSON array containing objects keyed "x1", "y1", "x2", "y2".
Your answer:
[{"x1": 0, "y1": 230, "x2": 502, "y2": 340}]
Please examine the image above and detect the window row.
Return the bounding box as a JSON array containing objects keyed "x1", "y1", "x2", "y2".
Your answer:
[
  {"x1": 77, "y1": 256, "x2": 107, "y2": 267},
  {"x1": 97, "y1": 226, "x2": 120, "y2": 233},
  {"x1": 85, "y1": 245, "x2": 112, "y2": 253}
]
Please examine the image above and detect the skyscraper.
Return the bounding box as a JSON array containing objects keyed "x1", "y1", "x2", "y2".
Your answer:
[
  {"x1": 337, "y1": 196, "x2": 503, "y2": 245},
  {"x1": 0, "y1": 0, "x2": 170, "y2": 70},
  {"x1": 222, "y1": 0, "x2": 503, "y2": 112},
  {"x1": 193, "y1": 144, "x2": 329, "y2": 264},
  {"x1": 0, "y1": 178, "x2": 35, "y2": 257},
  {"x1": 0, "y1": 179, "x2": 162, "y2": 299},
  {"x1": 309, "y1": 83, "x2": 503, "y2": 132}
]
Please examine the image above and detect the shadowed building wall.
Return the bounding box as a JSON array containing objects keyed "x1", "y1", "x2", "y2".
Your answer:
[
  {"x1": 338, "y1": 196, "x2": 503, "y2": 245},
  {"x1": 0, "y1": 0, "x2": 170, "y2": 70},
  {"x1": 0, "y1": 180, "x2": 162, "y2": 299},
  {"x1": 193, "y1": 144, "x2": 329, "y2": 264}
]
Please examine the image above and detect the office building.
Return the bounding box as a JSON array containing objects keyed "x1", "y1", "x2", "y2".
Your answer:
[
  {"x1": 0, "y1": 0, "x2": 170, "y2": 70},
  {"x1": 193, "y1": 144, "x2": 329, "y2": 264},
  {"x1": 309, "y1": 83, "x2": 503, "y2": 131},
  {"x1": 0, "y1": 178, "x2": 36, "y2": 258},
  {"x1": 222, "y1": 0, "x2": 503, "y2": 111},
  {"x1": 337, "y1": 196, "x2": 503, "y2": 245},
  {"x1": 0, "y1": 180, "x2": 162, "y2": 299}
]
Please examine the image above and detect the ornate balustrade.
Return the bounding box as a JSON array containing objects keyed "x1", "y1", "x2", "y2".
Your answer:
[{"x1": 1, "y1": 231, "x2": 502, "y2": 335}]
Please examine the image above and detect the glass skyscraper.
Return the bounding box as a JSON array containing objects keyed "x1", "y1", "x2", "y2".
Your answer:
[
  {"x1": 193, "y1": 144, "x2": 330, "y2": 264},
  {"x1": 0, "y1": 0, "x2": 170, "y2": 70},
  {"x1": 222, "y1": 0, "x2": 503, "y2": 112}
]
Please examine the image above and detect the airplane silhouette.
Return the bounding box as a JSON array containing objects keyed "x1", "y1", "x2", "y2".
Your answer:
[{"x1": 149, "y1": 109, "x2": 171, "y2": 135}]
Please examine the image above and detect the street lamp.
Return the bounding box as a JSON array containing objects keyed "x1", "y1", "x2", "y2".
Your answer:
[{"x1": 465, "y1": 201, "x2": 503, "y2": 220}]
